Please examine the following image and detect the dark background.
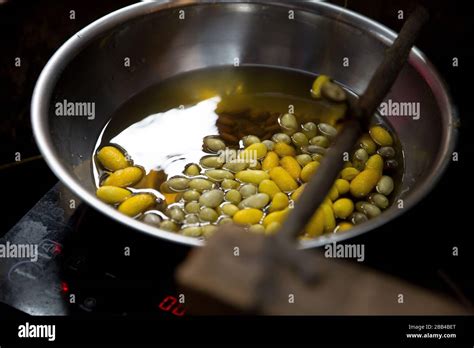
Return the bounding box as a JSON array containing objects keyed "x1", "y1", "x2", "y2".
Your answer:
[{"x1": 0, "y1": 0, "x2": 473, "y2": 307}]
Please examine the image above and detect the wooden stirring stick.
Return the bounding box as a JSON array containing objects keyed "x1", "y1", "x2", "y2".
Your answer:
[
  {"x1": 278, "y1": 5, "x2": 429, "y2": 243},
  {"x1": 176, "y1": 6, "x2": 431, "y2": 314}
]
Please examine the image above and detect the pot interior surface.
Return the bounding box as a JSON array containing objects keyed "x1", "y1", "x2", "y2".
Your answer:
[{"x1": 35, "y1": 1, "x2": 454, "y2": 247}]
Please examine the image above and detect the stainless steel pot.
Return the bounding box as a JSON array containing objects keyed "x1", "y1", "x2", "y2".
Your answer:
[{"x1": 31, "y1": 0, "x2": 457, "y2": 248}]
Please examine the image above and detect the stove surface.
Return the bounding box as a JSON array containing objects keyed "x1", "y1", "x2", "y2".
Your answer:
[{"x1": 0, "y1": 184, "x2": 189, "y2": 317}]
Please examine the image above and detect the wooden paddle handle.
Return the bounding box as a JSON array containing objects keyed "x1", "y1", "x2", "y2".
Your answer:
[{"x1": 278, "y1": 6, "x2": 429, "y2": 241}]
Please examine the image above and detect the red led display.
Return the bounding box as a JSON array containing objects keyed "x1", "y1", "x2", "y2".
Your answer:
[
  {"x1": 53, "y1": 244, "x2": 62, "y2": 255},
  {"x1": 158, "y1": 295, "x2": 186, "y2": 316},
  {"x1": 61, "y1": 281, "x2": 69, "y2": 293}
]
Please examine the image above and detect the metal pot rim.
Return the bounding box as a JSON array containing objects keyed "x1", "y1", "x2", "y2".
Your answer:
[{"x1": 31, "y1": 0, "x2": 457, "y2": 248}]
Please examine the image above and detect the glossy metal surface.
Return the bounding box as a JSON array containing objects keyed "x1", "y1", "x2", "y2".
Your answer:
[{"x1": 31, "y1": 0, "x2": 457, "y2": 248}]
